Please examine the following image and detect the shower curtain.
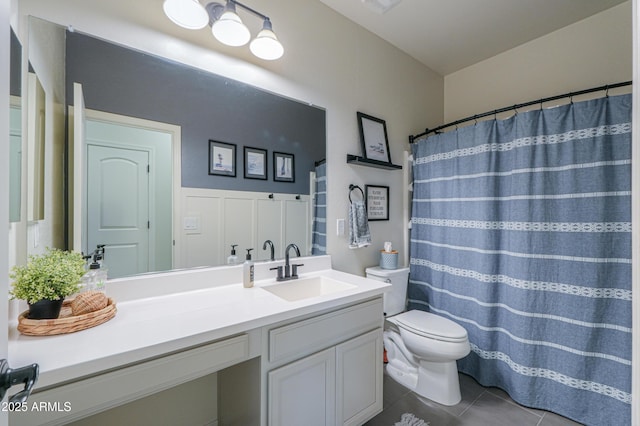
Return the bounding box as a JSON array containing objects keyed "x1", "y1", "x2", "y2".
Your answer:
[
  {"x1": 408, "y1": 94, "x2": 632, "y2": 426},
  {"x1": 312, "y1": 162, "x2": 327, "y2": 255}
]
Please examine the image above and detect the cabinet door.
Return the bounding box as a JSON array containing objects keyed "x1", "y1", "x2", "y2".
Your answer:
[
  {"x1": 268, "y1": 347, "x2": 336, "y2": 426},
  {"x1": 336, "y1": 329, "x2": 384, "y2": 426}
]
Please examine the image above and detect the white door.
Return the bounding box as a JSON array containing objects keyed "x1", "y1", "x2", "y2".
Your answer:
[
  {"x1": 268, "y1": 347, "x2": 336, "y2": 426},
  {"x1": 86, "y1": 145, "x2": 150, "y2": 278},
  {"x1": 336, "y1": 329, "x2": 384, "y2": 426}
]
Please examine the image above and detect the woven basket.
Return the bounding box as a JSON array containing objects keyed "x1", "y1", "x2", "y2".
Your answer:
[{"x1": 17, "y1": 298, "x2": 116, "y2": 336}]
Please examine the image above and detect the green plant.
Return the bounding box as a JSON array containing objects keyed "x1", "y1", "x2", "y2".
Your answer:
[{"x1": 10, "y1": 248, "x2": 86, "y2": 304}]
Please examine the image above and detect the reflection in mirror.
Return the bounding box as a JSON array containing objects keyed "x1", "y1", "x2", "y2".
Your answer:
[
  {"x1": 27, "y1": 72, "x2": 45, "y2": 221},
  {"x1": 24, "y1": 16, "x2": 67, "y2": 258},
  {"x1": 9, "y1": 28, "x2": 21, "y2": 223},
  {"x1": 24, "y1": 18, "x2": 326, "y2": 279}
]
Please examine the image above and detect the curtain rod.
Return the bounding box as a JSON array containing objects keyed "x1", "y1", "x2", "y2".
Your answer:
[{"x1": 408, "y1": 80, "x2": 632, "y2": 143}]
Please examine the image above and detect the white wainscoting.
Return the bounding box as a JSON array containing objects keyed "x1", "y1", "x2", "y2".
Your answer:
[{"x1": 177, "y1": 188, "x2": 310, "y2": 268}]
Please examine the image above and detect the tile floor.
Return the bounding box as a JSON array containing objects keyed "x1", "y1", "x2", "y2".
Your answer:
[{"x1": 365, "y1": 372, "x2": 584, "y2": 426}]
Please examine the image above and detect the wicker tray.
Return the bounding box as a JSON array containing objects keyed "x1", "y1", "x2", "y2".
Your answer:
[{"x1": 17, "y1": 298, "x2": 117, "y2": 336}]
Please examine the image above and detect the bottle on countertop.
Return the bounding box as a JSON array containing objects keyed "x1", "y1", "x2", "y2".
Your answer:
[
  {"x1": 80, "y1": 246, "x2": 108, "y2": 294},
  {"x1": 243, "y1": 248, "x2": 254, "y2": 288},
  {"x1": 227, "y1": 244, "x2": 239, "y2": 265}
]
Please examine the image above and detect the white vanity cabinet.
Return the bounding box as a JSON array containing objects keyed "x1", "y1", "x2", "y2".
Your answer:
[
  {"x1": 265, "y1": 297, "x2": 384, "y2": 426},
  {"x1": 10, "y1": 334, "x2": 252, "y2": 426}
]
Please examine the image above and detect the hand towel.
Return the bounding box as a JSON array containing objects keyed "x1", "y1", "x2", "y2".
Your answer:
[{"x1": 348, "y1": 200, "x2": 371, "y2": 249}]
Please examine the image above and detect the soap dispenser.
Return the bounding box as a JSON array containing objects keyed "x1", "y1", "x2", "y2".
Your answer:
[
  {"x1": 227, "y1": 244, "x2": 239, "y2": 265},
  {"x1": 80, "y1": 251, "x2": 107, "y2": 294},
  {"x1": 243, "y1": 248, "x2": 254, "y2": 288}
]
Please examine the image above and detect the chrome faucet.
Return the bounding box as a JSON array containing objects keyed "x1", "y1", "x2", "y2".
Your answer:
[
  {"x1": 271, "y1": 243, "x2": 304, "y2": 281},
  {"x1": 262, "y1": 239, "x2": 275, "y2": 261}
]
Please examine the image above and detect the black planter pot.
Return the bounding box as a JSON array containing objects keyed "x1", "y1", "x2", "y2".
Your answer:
[{"x1": 28, "y1": 298, "x2": 64, "y2": 319}]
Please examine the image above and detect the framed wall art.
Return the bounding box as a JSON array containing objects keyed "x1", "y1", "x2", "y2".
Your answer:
[
  {"x1": 209, "y1": 140, "x2": 236, "y2": 177},
  {"x1": 244, "y1": 146, "x2": 267, "y2": 180},
  {"x1": 357, "y1": 112, "x2": 391, "y2": 164},
  {"x1": 366, "y1": 184, "x2": 389, "y2": 221},
  {"x1": 274, "y1": 152, "x2": 295, "y2": 182}
]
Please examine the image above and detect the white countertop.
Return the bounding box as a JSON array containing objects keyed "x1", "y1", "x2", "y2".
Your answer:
[{"x1": 8, "y1": 256, "x2": 390, "y2": 389}]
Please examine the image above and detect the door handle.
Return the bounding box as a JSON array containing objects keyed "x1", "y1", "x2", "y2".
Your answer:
[{"x1": 0, "y1": 359, "x2": 39, "y2": 403}]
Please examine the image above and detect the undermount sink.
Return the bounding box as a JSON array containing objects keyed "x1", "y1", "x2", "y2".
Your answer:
[{"x1": 261, "y1": 276, "x2": 356, "y2": 302}]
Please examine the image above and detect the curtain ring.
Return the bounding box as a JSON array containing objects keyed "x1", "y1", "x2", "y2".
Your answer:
[
  {"x1": 569, "y1": 92, "x2": 574, "y2": 105},
  {"x1": 474, "y1": 115, "x2": 478, "y2": 126},
  {"x1": 605, "y1": 85, "x2": 610, "y2": 97}
]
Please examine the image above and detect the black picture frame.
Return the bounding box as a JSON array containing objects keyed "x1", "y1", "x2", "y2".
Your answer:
[
  {"x1": 357, "y1": 112, "x2": 391, "y2": 164},
  {"x1": 366, "y1": 185, "x2": 389, "y2": 221},
  {"x1": 209, "y1": 140, "x2": 236, "y2": 177},
  {"x1": 273, "y1": 152, "x2": 295, "y2": 182},
  {"x1": 244, "y1": 146, "x2": 267, "y2": 180}
]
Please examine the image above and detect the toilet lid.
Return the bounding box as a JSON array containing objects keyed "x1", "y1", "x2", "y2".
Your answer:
[{"x1": 394, "y1": 310, "x2": 468, "y2": 343}]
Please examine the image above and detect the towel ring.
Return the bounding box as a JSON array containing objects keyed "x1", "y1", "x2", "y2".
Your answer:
[{"x1": 349, "y1": 184, "x2": 365, "y2": 203}]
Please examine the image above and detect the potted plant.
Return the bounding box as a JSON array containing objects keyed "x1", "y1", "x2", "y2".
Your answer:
[{"x1": 10, "y1": 248, "x2": 86, "y2": 319}]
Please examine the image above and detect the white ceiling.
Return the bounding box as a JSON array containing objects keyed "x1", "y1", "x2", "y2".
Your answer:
[{"x1": 318, "y1": 0, "x2": 628, "y2": 75}]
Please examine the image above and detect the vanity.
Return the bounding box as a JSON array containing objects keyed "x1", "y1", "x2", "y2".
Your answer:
[{"x1": 7, "y1": 255, "x2": 390, "y2": 426}]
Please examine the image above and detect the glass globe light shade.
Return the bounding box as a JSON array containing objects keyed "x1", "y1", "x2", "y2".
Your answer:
[
  {"x1": 250, "y1": 28, "x2": 284, "y2": 60},
  {"x1": 211, "y1": 11, "x2": 251, "y2": 47},
  {"x1": 163, "y1": 0, "x2": 209, "y2": 30}
]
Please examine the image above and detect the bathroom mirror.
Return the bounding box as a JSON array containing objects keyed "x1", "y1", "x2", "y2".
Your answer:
[
  {"x1": 22, "y1": 17, "x2": 326, "y2": 278},
  {"x1": 9, "y1": 28, "x2": 21, "y2": 223}
]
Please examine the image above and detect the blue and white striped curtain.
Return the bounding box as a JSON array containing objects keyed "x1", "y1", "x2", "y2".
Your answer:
[
  {"x1": 409, "y1": 94, "x2": 632, "y2": 426},
  {"x1": 312, "y1": 162, "x2": 327, "y2": 255}
]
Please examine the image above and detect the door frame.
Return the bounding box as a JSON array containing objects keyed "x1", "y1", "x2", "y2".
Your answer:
[
  {"x1": 1, "y1": 1, "x2": 9, "y2": 422},
  {"x1": 83, "y1": 109, "x2": 181, "y2": 272}
]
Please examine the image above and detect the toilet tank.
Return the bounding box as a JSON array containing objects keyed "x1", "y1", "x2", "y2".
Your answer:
[{"x1": 365, "y1": 266, "x2": 410, "y2": 316}]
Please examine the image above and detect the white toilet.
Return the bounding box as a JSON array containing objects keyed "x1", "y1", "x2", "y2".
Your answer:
[{"x1": 365, "y1": 266, "x2": 470, "y2": 406}]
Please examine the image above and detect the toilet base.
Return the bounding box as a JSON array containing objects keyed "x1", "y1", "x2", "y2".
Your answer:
[
  {"x1": 385, "y1": 358, "x2": 462, "y2": 406},
  {"x1": 386, "y1": 361, "x2": 417, "y2": 391},
  {"x1": 414, "y1": 359, "x2": 462, "y2": 406}
]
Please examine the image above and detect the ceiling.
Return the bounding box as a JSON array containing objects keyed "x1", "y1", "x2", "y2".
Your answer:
[{"x1": 317, "y1": 0, "x2": 628, "y2": 75}]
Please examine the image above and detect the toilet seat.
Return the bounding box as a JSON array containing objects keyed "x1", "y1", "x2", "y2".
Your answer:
[{"x1": 393, "y1": 310, "x2": 468, "y2": 343}]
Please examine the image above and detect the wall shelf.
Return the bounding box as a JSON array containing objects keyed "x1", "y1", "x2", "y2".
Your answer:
[{"x1": 346, "y1": 155, "x2": 402, "y2": 170}]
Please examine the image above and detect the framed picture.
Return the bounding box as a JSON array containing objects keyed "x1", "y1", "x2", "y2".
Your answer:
[
  {"x1": 274, "y1": 152, "x2": 295, "y2": 182},
  {"x1": 366, "y1": 185, "x2": 389, "y2": 221},
  {"x1": 357, "y1": 112, "x2": 391, "y2": 163},
  {"x1": 244, "y1": 147, "x2": 267, "y2": 180},
  {"x1": 209, "y1": 140, "x2": 236, "y2": 177}
]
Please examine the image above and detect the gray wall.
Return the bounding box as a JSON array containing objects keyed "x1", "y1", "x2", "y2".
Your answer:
[{"x1": 65, "y1": 31, "x2": 326, "y2": 194}]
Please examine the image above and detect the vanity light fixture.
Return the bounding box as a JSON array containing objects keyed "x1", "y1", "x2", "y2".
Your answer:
[{"x1": 163, "y1": 0, "x2": 284, "y2": 60}]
